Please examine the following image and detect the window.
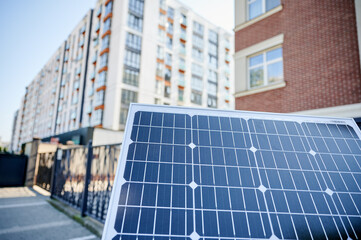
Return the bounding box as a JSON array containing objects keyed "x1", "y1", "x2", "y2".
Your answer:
[
  {"x1": 105, "y1": 1, "x2": 112, "y2": 15},
  {"x1": 98, "y1": 71, "x2": 106, "y2": 87},
  {"x1": 124, "y1": 49, "x2": 141, "y2": 69},
  {"x1": 159, "y1": 0, "x2": 166, "y2": 10},
  {"x1": 126, "y1": 32, "x2": 142, "y2": 51},
  {"x1": 155, "y1": 80, "x2": 162, "y2": 95},
  {"x1": 104, "y1": 18, "x2": 111, "y2": 32},
  {"x1": 179, "y1": 42, "x2": 186, "y2": 55},
  {"x1": 178, "y1": 72, "x2": 185, "y2": 85},
  {"x1": 207, "y1": 95, "x2": 217, "y2": 108},
  {"x1": 179, "y1": 58, "x2": 185, "y2": 71},
  {"x1": 208, "y1": 70, "x2": 217, "y2": 83},
  {"x1": 95, "y1": 90, "x2": 104, "y2": 106},
  {"x1": 88, "y1": 83, "x2": 94, "y2": 96},
  {"x1": 180, "y1": 14, "x2": 187, "y2": 25},
  {"x1": 192, "y1": 47, "x2": 203, "y2": 62},
  {"x1": 209, "y1": 30, "x2": 218, "y2": 44},
  {"x1": 208, "y1": 42, "x2": 218, "y2": 56},
  {"x1": 191, "y1": 75, "x2": 203, "y2": 91},
  {"x1": 158, "y1": 28, "x2": 165, "y2": 43},
  {"x1": 167, "y1": 22, "x2": 173, "y2": 35},
  {"x1": 208, "y1": 81, "x2": 217, "y2": 95},
  {"x1": 121, "y1": 89, "x2": 138, "y2": 106},
  {"x1": 192, "y1": 34, "x2": 203, "y2": 49},
  {"x1": 165, "y1": 68, "x2": 171, "y2": 81},
  {"x1": 166, "y1": 36, "x2": 173, "y2": 49},
  {"x1": 156, "y1": 62, "x2": 164, "y2": 77},
  {"x1": 123, "y1": 68, "x2": 139, "y2": 86},
  {"x1": 191, "y1": 63, "x2": 203, "y2": 77},
  {"x1": 119, "y1": 109, "x2": 128, "y2": 125},
  {"x1": 193, "y1": 21, "x2": 204, "y2": 36},
  {"x1": 248, "y1": 0, "x2": 280, "y2": 20},
  {"x1": 191, "y1": 90, "x2": 202, "y2": 105},
  {"x1": 164, "y1": 86, "x2": 171, "y2": 98},
  {"x1": 208, "y1": 54, "x2": 218, "y2": 68},
  {"x1": 129, "y1": 0, "x2": 144, "y2": 16},
  {"x1": 100, "y1": 52, "x2": 108, "y2": 68},
  {"x1": 159, "y1": 12, "x2": 166, "y2": 26},
  {"x1": 93, "y1": 109, "x2": 103, "y2": 125},
  {"x1": 168, "y1": 7, "x2": 174, "y2": 19},
  {"x1": 128, "y1": 13, "x2": 143, "y2": 32},
  {"x1": 178, "y1": 88, "x2": 184, "y2": 102},
  {"x1": 248, "y1": 46, "x2": 283, "y2": 88},
  {"x1": 101, "y1": 34, "x2": 110, "y2": 51},
  {"x1": 157, "y1": 45, "x2": 164, "y2": 59},
  {"x1": 165, "y1": 53, "x2": 172, "y2": 66}
]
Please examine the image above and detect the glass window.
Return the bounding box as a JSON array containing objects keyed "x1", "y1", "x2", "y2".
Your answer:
[
  {"x1": 101, "y1": 34, "x2": 110, "y2": 51},
  {"x1": 166, "y1": 36, "x2": 173, "y2": 49},
  {"x1": 207, "y1": 95, "x2": 217, "y2": 108},
  {"x1": 192, "y1": 34, "x2": 203, "y2": 49},
  {"x1": 104, "y1": 18, "x2": 111, "y2": 32},
  {"x1": 192, "y1": 63, "x2": 203, "y2": 76},
  {"x1": 180, "y1": 42, "x2": 186, "y2": 55},
  {"x1": 208, "y1": 42, "x2": 218, "y2": 56},
  {"x1": 178, "y1": 88, "x2": 184, "y2": 102},
  {"x1": 129, "y1": 0, "x2": 144, "y2": 16},
  {"x1": 121, "y1": 89, "x2": 138, "y2": 105},
  {"x1": 165, "y1": 53, "x2": 172, "y2": 66},
  {"x1": 93, "y1": 109, "x2": 103, "y2": 125},
  {"x1": 167, "y1": 22, "x2": 173, "y2": 35},
  {"x1": 248, "y1": 46, "x2": 283, "y2": 88},
  {"x1": 248, "y1": 0, "x2": 280, "y2": 20},
  {"x1": 156, "y1": 62, "x2": 164, "y2": 77},
  {"x1": 100, "y1": 52, "x2": 108, "y2": 68},
  {"x1": 128, "y1": 13, "x2": 143, "y2": 32},
  {"x1": 95, "y1": 90, "x2": 104, "y2": 106},
  {"x1": 105, "y1": 1, "x2": 112, "y2": 15},
  {"x1": 123, "y1": 68, "x2": 139, "y2": 86},
  {"x1": 126, "y1": 32, "x2": 142, "y2": 51},
  {"x1": 157, "y1": 45, "x2": 164, "y2": 59},
  {"x1": 124, "y1": 49, "x2": 141, "y2": 69},
  {"x1": 159, "y1": 12, "x2": 166, "y2": 25},
  {"x1": 180, "y1": 14, "x2": 187, "y2": 25},
  {"x1": 193, "y1": 21, "x2": 204, "y2": 36},
  {"x1": 158, "y1": 28, "x2": 165, "y2": 43},
  {"x1": 98, "y1": 71, "x2": 106, "y2": 87},
  {"x1": 159, "y1": 0, "x2": 166, "y2": 10},
  {"x1": 208, "y1": 54, "x2": 218, "y2": 68},
  {"x1": 119, "y1": 109, "x2": 128, "y2": 124},
  {"x1": 192, "y1": 47, "x2": 203, "y2": 62},
  {"x1": 179, "y1": 58, "x2": 185, "y2": 70},
  {"x1": 168, "y1": 7, "x2": 174, "y2": 19},
  {"x1": 165, "y1": 68, "x2": 171, "y2": 81},
  {"x1": 208, "y1": 81, "x2": 217, "y2": 95},
  {"x1": 191, "y1": 75, "x2": 203, "y2": 91},
  {"x1": 208, "y1": 70, "x2": 217, "y2": 83},
  {"x1": 155, "y1": 80, "x2": 162, "y2": 95},
  {"x1": 191, "y1": 91, "x2": 202, "y2": 105},
  {"x1": 208, "y1": 30, "x2": 218, "y2": 44},
  {"x1": 164, "y1": 86, "x2": 171, "y2": 98}
]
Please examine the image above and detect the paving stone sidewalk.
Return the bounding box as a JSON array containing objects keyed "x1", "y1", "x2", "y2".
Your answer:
[{"x1": 0, "y1": 187, "x2": 100, "y2": 240}]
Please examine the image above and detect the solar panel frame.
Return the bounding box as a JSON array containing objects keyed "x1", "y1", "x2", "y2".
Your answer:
[{"x1": 102, "y1": 103, "x2": 361, "y2": 240}]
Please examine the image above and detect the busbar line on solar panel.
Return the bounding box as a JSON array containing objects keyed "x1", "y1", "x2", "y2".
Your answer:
[{"x1": 103, "y1": 104, "x2": 361, "y2": 240}]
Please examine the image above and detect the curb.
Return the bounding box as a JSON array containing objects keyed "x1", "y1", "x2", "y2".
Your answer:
[{"x1": 47, "y1": 198, "x2": 104, "y2": 238}]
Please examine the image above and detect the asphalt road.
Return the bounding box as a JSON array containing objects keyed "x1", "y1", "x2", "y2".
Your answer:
[{"x1": 0, "y1": 187, "x2": 100, "y2": 240}]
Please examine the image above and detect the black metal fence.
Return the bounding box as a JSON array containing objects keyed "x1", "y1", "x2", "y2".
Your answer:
[{"x1": 35, "y1": 141, "x2": 121, "y2": 223}]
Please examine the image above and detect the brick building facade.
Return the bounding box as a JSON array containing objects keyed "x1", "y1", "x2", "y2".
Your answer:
[{"x1": 234, "y1": 0, "x2": 361, "y2": 117}]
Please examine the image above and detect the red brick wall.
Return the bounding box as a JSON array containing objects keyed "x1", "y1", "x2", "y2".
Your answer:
[{"x1": 235, "y1": 0, "x2": 361, "y2": 113}]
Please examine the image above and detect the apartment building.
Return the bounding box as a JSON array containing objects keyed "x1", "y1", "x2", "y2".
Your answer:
[
  {"x1": 234, "y1": 0, "x2": 361, "y2": 118},
  {"x1": 11, "y1": 0, "x2": 234, "y2": 152}
]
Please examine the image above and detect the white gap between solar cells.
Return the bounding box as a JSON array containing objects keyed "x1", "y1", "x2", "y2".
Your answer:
[
  {"x1": 269, "y1": 234, "x2": 280, "y2": 240},
  {"x1": 258, "y1": 185, "x2": 267, "y2": 193},
  {"x1": 189, "y1": 181, "x2": 198, "y2": 190},
  {"x1": 325, "y1": 188, "x2": 334, "y2": 196},
  {"x1": 189, "y1": 143, "x2": 196, "y2": 149},
  {"x1": 250, "y1": 146, "x2": 257, "y2": 153},
  {"x1": 347, "y1": 237, "x2": 353, "y2": 240},
  {"x1": 309, "y1": 149, "x2": 316, "y2": 156},
  {"x1": 190, "y1": 231, "x2": 200, "y2": 240}
]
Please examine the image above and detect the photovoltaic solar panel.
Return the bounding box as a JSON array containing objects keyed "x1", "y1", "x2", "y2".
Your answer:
[{"x1": 103, "y1": 104, "x2": 361, "y2": 240}]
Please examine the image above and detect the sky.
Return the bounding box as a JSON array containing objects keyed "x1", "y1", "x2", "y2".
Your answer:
[{"x1": 0, "y1": 0, "x2": 233, "y2": 143}]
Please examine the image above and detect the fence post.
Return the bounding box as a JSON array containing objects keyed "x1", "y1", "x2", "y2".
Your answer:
[
  {"x1": 50, "y1": 148, "x2": 60, "y2": 198},
  {"x1": 81, "y1": 140, "x2": 93, "y2": 217}
]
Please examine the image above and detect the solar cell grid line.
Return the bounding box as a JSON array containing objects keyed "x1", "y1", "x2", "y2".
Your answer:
[
  {"x1": 300, "y1": 122, "x2": 356, "y2": 238},
  {"x1": 103, "y1": 104, "x2": 361, "y2": 240}
]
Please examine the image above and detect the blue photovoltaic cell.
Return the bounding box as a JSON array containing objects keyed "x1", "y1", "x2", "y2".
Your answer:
[{"x1": 107, "y1": 107, "x2": 361, "y2": 240}]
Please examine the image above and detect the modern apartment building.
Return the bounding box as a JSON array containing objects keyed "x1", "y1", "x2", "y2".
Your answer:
[
  {"x1": 234, "y1": 0, "x2": 361, "y2": 118},
  {"x1": 11, "y1": 0, "x2": 234, "y2": 152}
]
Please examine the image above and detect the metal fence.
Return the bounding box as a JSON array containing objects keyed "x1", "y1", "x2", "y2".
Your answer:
[{"x1": 35, "y1": 141, "x2": 121, "y2": 223}]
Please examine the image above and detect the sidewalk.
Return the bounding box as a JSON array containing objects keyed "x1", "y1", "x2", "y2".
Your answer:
[{"x1": 0, "y1": 187, "x2": 100, "y2": 240}]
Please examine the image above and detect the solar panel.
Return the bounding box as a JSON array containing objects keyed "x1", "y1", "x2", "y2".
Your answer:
[{"x1": 103, "y1": 104, "x2": 361, "y2": 240}]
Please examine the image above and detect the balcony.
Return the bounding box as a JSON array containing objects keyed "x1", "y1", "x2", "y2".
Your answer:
[
  {"x1": 224, "y1": 80, "x2": 230, "y2": 89},
  {"x1": 93, "y1": 37, "x2": 99, "y2": 47},
  {"x1": 179, "y1": 62, "x2": 186, "y2": 72},
  {"x1": 96, "y1": 6, "x2": 102, "y2": 17},
  {"x1": 80, "y1": 25, "x2": 86, "y2": 34},
  {"x1": 95, "y1": 21, "x2": 100, "y2": 32},
  {"x1": 76, "y1": 67, "x2": 82, "y2": 75},
  {"x1": 90, "y1": 71, "x2": 96, "y2": 80},
  {"x1": 96, "y1": 79, "x2": 105, "y2": 88},
  {"x1": 61, "y1": 80, "x2": 66, "y2": 87},
  {"x1": 86, "y1": 104, "x2": 92, "y2": 114},
  {"x1": 225, "y1": 54, "x2": 231, "y2": 63},
  {"x1": 179, "y1": 47, "x2": 186, "y2": 56},
  {"x1": 224, "y1": 94, "x2": 230, "y2": 101},
  {"x1": 225, "y1": 41, "x2": 230, "y2": 51}
]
